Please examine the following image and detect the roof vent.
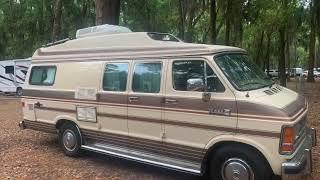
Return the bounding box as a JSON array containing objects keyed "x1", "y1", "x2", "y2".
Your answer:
[
  {"x1": 264, "y1": 86, "x2": 282, "y2": 95},
  {"x1": 76, "y1": 24, "x2": 132, "y2": 39},
  {"x1": 147, "y1": 32, "x2": 182, "y2": 42}
]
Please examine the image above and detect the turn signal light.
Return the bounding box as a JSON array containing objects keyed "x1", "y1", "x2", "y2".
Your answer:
[{"x1": 280, "y1": 127, "x2": 295, "y2": 154}]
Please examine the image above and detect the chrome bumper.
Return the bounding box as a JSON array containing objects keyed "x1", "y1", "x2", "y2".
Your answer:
[{"x1": 281, "y1": 128, "x2": 316, "y2": 180}]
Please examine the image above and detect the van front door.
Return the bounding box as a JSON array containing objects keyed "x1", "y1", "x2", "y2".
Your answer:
[
  {"x1": 163, "y1": 58, "x2": 237, "y2": 165},
  {"x1": 127, "y1": 60, "x2": 165, "y2": 154}
]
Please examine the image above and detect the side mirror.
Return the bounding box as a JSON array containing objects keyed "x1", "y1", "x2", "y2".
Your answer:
[{"x1": 187, "y1": 78, "x2": 205, "y2": 91}]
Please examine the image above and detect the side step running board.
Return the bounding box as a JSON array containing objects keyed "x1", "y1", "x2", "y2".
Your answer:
[{"x1": 81, "y1": 145, "x2": 201, "y2": 175}]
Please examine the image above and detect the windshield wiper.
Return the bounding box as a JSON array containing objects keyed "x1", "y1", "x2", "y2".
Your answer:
[{"x1": 241, "y1": 82, "x2": 267, "y2": 87}]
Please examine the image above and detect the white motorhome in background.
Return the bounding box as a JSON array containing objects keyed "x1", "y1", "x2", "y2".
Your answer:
[
  {"x1": 290, "y1": 68, "x2": 303, "y2": 77},
  {"x1": 0, "y1": 58, "x2": 31, "y2": 95}
]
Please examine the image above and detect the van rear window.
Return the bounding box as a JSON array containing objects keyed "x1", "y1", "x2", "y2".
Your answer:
[{"x1": 29, "y1": 66, "x2": 56, "y2": 86}]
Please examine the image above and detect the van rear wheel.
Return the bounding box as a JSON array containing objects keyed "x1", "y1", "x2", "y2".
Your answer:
[
  {"x1": 209, "y1": 145, "x2": 272, "y2": 180},
  {"x1": 59, "y1": 123, "x2": 82, "y2": 156}
]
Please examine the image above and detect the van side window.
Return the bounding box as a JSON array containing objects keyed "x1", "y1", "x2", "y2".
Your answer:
[
  {"x1": 172, "y1": 60, "x2": 225, "y2": 92},
  {"x1": 103, "y1": 63, "x2": 128, "y2": 91},
  {"x1": 29, "y1": 66, "x2": 56, "y2": 86},
  {"x1": 132, "y1": 62, "x2": 162, "y2": 93}
]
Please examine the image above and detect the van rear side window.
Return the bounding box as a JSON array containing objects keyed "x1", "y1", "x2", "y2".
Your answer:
[
  {"x1": 103, "y1": 63, "x2": 128, "y2": 91},
  {"x1": 29, "y1": 66, "x2": 56, "y2": 86},
  {"x1": 132, "y1": 63, "x2": 162, "y2": 93}
]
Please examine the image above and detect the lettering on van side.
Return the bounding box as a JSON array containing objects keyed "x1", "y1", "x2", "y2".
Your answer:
[{"x1": 208, "y1": 107, "x2": 232, "y2": 116}]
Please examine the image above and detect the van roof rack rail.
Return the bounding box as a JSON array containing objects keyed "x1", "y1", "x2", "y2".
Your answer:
[{"x1": 42, "y1": 38, "x2": 70, "y2": 47}]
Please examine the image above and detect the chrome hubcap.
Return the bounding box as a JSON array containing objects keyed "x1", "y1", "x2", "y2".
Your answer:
[
  {"x1": 63, "y1": 130, "x2": 76, "y2": 151},
  {"x1": 221, "y1": 158, "x2": 254, "y2": 180}
]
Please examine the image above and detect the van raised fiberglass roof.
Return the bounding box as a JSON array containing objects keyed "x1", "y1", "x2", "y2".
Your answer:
[{"x1": 32, "y1": 25, "x2": 245, "y2": 63}]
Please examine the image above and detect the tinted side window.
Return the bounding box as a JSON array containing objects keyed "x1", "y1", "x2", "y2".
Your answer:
[
  {"x1": 103, "y1": 63, "x2": 128, "y2": 91},
  {"x1": 172, "y1": 60, "x2": 225, "y2": 92},
  {"x1": 30, "y1": 66, "x2": 56, "y2": 86},
  {"x1": 132, "y1": 63, "x2": 162, "y2": 93}
]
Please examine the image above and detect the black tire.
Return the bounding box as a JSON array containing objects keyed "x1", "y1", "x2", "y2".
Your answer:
[
  {"x1": 208, "y1": 144, "x2": 272, "y2": 180},
  {"x1": 59, "y1": 123, "x2": 82, "y2": 157},
  {"x1": 16, "y1": 87, "x2": 23, "y2": 97}
]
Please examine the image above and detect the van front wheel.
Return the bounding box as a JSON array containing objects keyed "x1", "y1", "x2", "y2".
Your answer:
[
  {"x1": 59, "y1": 123, "x2": 82, "y2": 157},
  {"x1": 209, "y1": 145, "x2": 272, "y2": 180}
]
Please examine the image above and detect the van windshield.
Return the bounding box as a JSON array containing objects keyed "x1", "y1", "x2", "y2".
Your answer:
[{"x1": 214, "y1": 54, "x2": 273, "y2": 91}]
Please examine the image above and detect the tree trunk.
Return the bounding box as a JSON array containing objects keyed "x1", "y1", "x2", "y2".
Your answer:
[
  {"x1": 317, "y1": 0, "x2": 320, "y2": 40},
  {"x1": 52, "y1": 0, "x2": 63, "y2": 42},
  {"x1": 279, "y1": 29, "x2": 287, "y2": 86},
  {"x1": 80, "y1": 1, "x2": 88, "y2": 28},
  {"x1": 178, "y1": 0, "x2": 185, "y2": 40},
  {"x1": 225, "y1": 20, "x2": 230, "y2": 45},
  {"x1": 293, "y1": 40, "x2": 297, "y2": 68},
  {"x1": 95, "y1": 0, "x2": 120, "y2": 25},
  {"x1": 238, "y1": 21, "x2": 243, "y2": 46},
  {"x1": 285, "y1": 32, "x2": 291, "y2": 81},
  {"x1": 144, "y1": 1, "x2": 152, "y2": 31},
  {"x1": 185, "y1": 1, "x2": 196, "y2": 42},
  {"x1": 210, "y1": 0, "x2": 217, "y2": 44},
  {"x1": 307, "y1": 0, "x2": 316, "y2": 82},
  {"x1": 315, "y1": 0, "x2": 320, "y2": 68},
  {"x1": 224, "y1": 0, "x2": 231, "y2": 45},
  {"x1": 265, "y1": 32, "x2": 272, "y2": 76},
  {"x1": 255, "y1": 31, "x2": 264, "y2": 67}
]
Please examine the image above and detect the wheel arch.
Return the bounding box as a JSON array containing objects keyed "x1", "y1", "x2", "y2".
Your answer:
[
  {"x1": 201, "y1": 138, "x2": 274, "y2": 176},
  {"x1": 54, "y1": 115, "x2": 79, "y2": 129},
  {"x1": 54, "y1": 116, "x2": 82, "y2": 145}
]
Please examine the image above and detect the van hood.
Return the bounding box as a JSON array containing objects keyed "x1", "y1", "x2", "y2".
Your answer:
[{"x1": 236, "y1": 85, "x2": 307, "y2": 121}]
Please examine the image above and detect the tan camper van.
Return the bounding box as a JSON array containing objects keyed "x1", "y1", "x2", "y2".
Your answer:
[{"x1": 20, "y1": 25, "x2": 316, "y2": 180}]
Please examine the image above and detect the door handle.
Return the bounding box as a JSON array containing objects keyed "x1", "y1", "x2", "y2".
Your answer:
[
  {"x1": 128, "y1": 96, "x2": 139, "y2": 103},
  {"x1": 165, "y1": 98, "x2": 178, "y2": 104},
  {"x1": 34, "y1": 102, "x2": 43, "y2": 108}
]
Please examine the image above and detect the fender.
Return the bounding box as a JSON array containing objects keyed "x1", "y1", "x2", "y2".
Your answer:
[
  {"x1": 54, "y1": 115, "x2": 83, "y2": 145},
  {"x1": 203, "y1": 134, "x2": 281, "y2": 175},
  {"x1": 53, "y1": 115, "x2": 79, "y2": 127}
]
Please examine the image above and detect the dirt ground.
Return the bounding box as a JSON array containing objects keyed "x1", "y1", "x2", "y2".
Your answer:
[{"x1": 0, "y1": 80, "x2": 319, "y2": 179}]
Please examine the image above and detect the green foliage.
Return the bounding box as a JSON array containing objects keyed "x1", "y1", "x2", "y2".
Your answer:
[
  {"x1": 0, "y1": 0, "x2": 95, "y2": 59},
  {"x1": 0, "y1": 0, "x2": 318, "y2": 73},
  {"x1": 296, "y1": 46, "x2": 309, "y2": 67}
]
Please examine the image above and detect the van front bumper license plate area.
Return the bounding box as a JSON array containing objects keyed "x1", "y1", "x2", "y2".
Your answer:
[{"x1": 281, "y1": 127, "x2": 316, "y2": 180}]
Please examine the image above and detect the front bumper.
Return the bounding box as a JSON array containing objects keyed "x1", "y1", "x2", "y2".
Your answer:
[{"x1": 281, "y1": 127, "x2": 316, "y2": 180}]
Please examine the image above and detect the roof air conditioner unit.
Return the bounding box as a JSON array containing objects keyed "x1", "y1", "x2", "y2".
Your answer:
[{"x1": 76, "y1": 24, "x2": 132, "y2": 39}]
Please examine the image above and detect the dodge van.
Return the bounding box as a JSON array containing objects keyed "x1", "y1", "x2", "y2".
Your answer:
[{"x1": 19, "y1": 25, "x2": 316, "y2": 180}]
